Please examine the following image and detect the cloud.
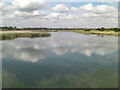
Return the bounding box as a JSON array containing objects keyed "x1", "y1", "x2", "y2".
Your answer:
[
  {"x1": 12, "y1": 0, "x2": 47, "y2": 12},
  {"x1": 0, "y1": 2, "x2": 13, "y2": 15},
  {"x1": 44, "y1": 13, "x2": 60, "y2": 19},
  {"x1": 71, "y1": 3, "x2": 117, "y2": 15},
  {"x1": 1, "y1": 0, "x2": 47, "y2": 24},
  {"x1": 94, "y1": 5, "x2": 117, "y2": 13},
  {"x1": 13, "y1": 48, "x2": 48, "y2": 63},
  {"x1": 52, "y1": 47, "x2": 68, "y2": 56},
  {"x1": 69, "y1": 3, "x2": 118, "y2": 27},
  {"x1": 71, "y1": 7, "x2": 79, "y2": 12},
  {"x1": 1, "y1": 2, "x2": 118, "y2": 28},
  {"x1": 2, "y1": 32, "x2": 118, "y2": 63},
  {"x1": 118, "y1": 2, "x2": 120, "y2": 27},
  {"x1": 2, "y1": 39, "x2": 49, "y2": 63},
  {"x1": 52, "y1": 4, "x2": 69, "y2": 13},
  {"x1": 80, "y1": 3, "x2": 93, "y2": 11},
  {"x1": 13, "y1": 10, "x2": 46, "y2": 19}
]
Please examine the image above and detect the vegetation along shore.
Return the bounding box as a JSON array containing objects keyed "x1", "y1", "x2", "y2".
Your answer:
[
  {"x1": 0, "y1": 31, "x2": 51, "y2": 40},
  {"x1": 0, "y1": 26, "x2": 120, "y2": 36}
]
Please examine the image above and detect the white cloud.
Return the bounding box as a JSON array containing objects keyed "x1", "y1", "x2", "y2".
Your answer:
[
  {"x1": 1, "y1": 0, "x2": 47, "y2": 24},
  {"x1": 0, "y1": 2, "x2": 13, "y2": 15},
  {"x1": 1, "y1": 2, "x2": 118, "y2": 28},
  {"x1": 52, "y1": 4, "x2": 69, "y2": 13},
  {"x1": 71, "y1": 3, "x2": 117, "y2": 15},
  {"x1": 44, "y1": 13, "x2": 60, "y2": 19},
  {"x1": 13, "y1": 10, "x2": 46, "y2": 19},
  {"x1": 2, "y1": 32, "x2": 118, "y2": 63},
  {"x1": 33, "y1": 10, "x2": 46, "y2": 16},
  {"x1": 69, "y1": 3, "x2": 118, "y2": 27},
  {"x1": 71, "y1": 7, "x2": 79, "y2": 12},
  {"x1": 13, "y1": 49, "x2": 48, "y2": 63},
  {"x1": 12, "y1": 0, "x2": 47, "y2": 12},
  {"x1": 80, "y1": 3, "x2": 93, "y2": 11}
]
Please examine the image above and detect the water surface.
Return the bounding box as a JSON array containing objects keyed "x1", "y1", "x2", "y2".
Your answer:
[{"x1": 2, "y1": 32, "x2": 118, "y2": 88}]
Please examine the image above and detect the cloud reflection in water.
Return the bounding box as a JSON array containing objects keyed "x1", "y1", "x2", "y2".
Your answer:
[{"x1": 2, "y1": 32, "x2": 118, "y2": 63}]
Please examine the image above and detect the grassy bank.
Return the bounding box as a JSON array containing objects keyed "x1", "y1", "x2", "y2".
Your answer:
[
  {"x1": 1, "y1": 26, "x2": 120, "y2": 36},
  {"x1": 73, "y1": 30, "x2": 119, "y2": 36},
  {"x1": 57, "y1": 30, "x2": 119, "y2": 36},
  {"x1": 0, "y1": 32, "x2": 51, "y2": 40}
]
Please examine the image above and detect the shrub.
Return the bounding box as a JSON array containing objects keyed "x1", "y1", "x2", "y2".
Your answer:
[{"x1": 84, "y1": 29, "x2": 90, "y2": 31}]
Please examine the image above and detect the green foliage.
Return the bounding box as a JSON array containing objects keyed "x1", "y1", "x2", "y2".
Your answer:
[
  {"x1": 1, "y1": 33, "x2": 51, "y2": 40},
  {"x1": 1, "y1": 26, "x2": 17, "y2": 30},
  {"x1": 95, "y1": 27, "x2": 120, "y2": 32},
  {"x1": 100, "y1": 27, "x2": 105, "y2": 31},
  {"x1": 84, "y1": 28, "x2": 90, "y2": 31},
  {"x1": 96, "y1": 28, "x2": 101, "y2": 30},
  {"x1": 113, "y1": 28, "x2": 119, "y2": 32},
  {"x1": 0, "y1": 26, "x2": 120, "y2": 32}
]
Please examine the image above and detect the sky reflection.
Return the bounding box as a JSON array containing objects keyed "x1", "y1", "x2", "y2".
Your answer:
[
  {"x1": 2, "y1": 32, "x2": 118, "y2": 63},
  {"x1": 2, "y1": 32, "x2": 118, "y2": 88}
]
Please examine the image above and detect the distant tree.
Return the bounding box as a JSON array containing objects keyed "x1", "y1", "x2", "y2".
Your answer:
[
  {"x1": 84, "y1": 28, "x2": 90, "y2": 31},
  {"x1": 100, "y1": 27, "x2": 105, "y2": 31},
  {"x1": 9, "y1": 26, "x2": 14, "y2": 30},
  {"x1": 110, "y1": 28, "x2": 112, "y2": 30},
  {"x1": 118, "y1": 28, "x2": 120, "y2": 31},
  {"x1": 113, "y1": 28, "x2": 118, "y2": 32},
  {"x1": 96, "y1": 28, "x2": 101, "y2": 30},
  {"x1": 113, "y1": 28, "x2": 120, "y2": 32},
  {"x1": 14, "y1": 26, "x2": 17, "y2": 30},
  {"x1": 2, "y1": 26, "x2": 8, "y2": 30}
]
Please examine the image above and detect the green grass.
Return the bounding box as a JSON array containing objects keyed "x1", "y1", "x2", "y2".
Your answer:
[
  {"x1": 58, "y1": 30, "x2": 119, "y2": 36},
  {"x1": 0, "y1": 32, "x2": 51, "y2": 40},
  {"x1": 73, "y1": 30, "x2": 119, "y2": 36}
]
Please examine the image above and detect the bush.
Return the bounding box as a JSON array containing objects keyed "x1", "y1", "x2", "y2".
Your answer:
[
  {"x1": 96, "y1": 28, "x2": 101, "y2": 30},
  {"x1": 84, "y1": 29, "x2": 90, "y2": 31},
  {"x1": 100, "y1": 27, "x2": 105, "y2": 31}
]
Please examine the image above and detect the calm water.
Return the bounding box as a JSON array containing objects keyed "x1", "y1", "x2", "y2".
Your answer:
[{"x1": 2, "y1": 32, "x2": 118, "y2": 88}]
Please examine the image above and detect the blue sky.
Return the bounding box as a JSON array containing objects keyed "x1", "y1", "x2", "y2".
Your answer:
[
  {"x1": 1, "y1": 0, "x2": 119, "y2": 2},
  {"x1": 0, "y1": 0, "x2": 118, "y2": 28},
  {"x1": 48, "y1": 2, "x2": 118, "y2": 10},
  {"x1": 3, "y1": 1, "x2": 118, "y2": 9}
]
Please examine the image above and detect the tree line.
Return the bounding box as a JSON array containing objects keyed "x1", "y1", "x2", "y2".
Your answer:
[{"x1": 1, "y1": 26, "x2": 120, "y2": 32}]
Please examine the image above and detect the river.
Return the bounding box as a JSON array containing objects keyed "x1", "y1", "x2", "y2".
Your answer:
[{"x1": 1, "y1": 32, "x2": 118, "y2": 88}]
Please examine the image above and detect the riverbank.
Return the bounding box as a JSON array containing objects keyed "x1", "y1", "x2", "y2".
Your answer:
[
  {"x1": 0, "y1": 31, "x2": 51, "y2": 40},
  {"x1": 0, "y1": 30, "x2": 120, "y2": 37},
  {"x1": 73, "y1": 30, "x2": 119, "y2": 36},
  {"x1": 58, "y1": 30, "x2": 119, "y2": 36}
]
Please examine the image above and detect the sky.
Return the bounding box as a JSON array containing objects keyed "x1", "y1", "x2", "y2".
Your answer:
[{"x1": 0, "y1": 0, "x2": 119, "y2": 28}]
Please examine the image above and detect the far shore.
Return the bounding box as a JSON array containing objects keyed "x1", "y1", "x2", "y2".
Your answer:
[
  {"x1": 73, "y1": 30, "x2": 120, "y2": 36},
  {"x1": 57, "y1": 30, "x2": 120, "y2": 36},
  {"x1": 0, "y1": 29, "x2": 120, "y2": 36}
]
